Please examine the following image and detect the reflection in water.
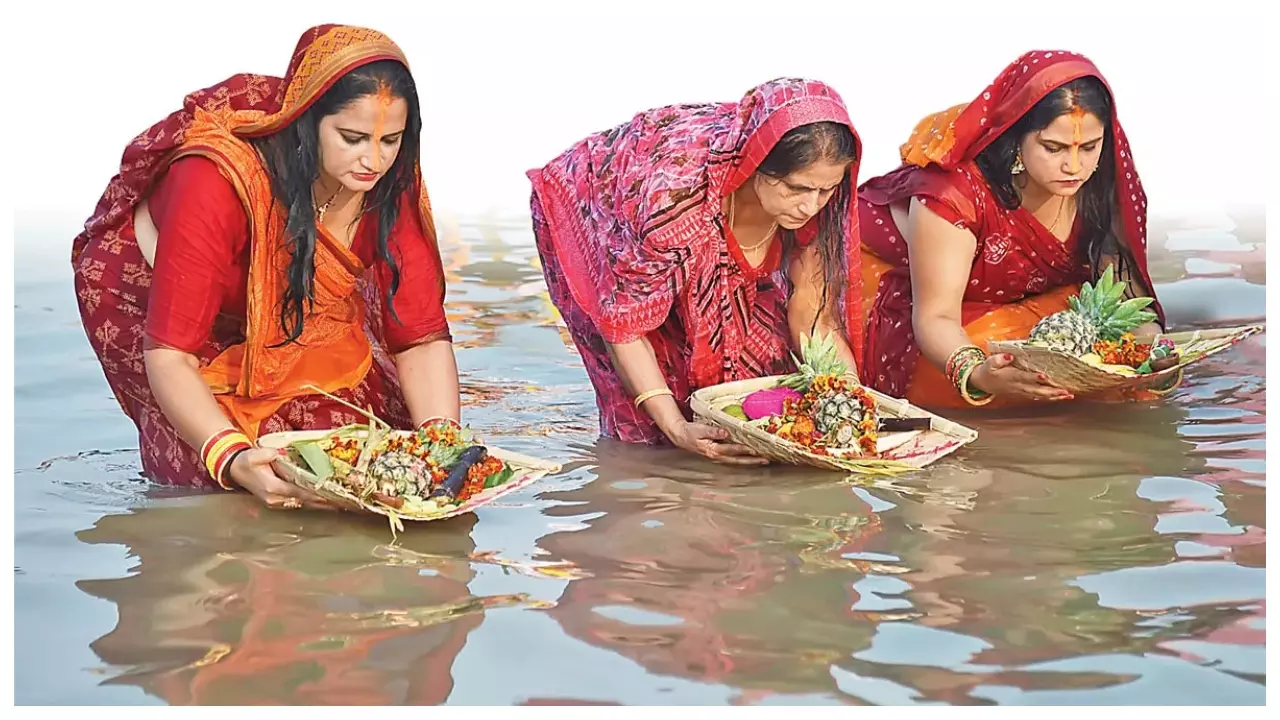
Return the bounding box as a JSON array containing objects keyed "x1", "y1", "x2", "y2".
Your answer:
[
  {"x1": 74, "y1": 500, "x2": 522, "y2": 705},
  {"x1": 539, "y1": 441, "x2": 884, "y2": 697},
  {"x1": 532, "y1": 391, "x2": 1266, "y2": 704},
  {"x1": 13, "y1": 210, "x2": 1265, "y2": 705}
]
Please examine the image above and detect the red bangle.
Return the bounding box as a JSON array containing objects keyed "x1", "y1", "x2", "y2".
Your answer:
[
  {"x1": 418, "y1": 416, "x2": 461, "y2": 430},
  {"x1": 201, "y1": 429, "x2": 253, "y2": 491},
  {"x1": 200, "y1": 429, "x2": 237, "y2": 462},
  {"x1": 213, "y1": 442, "x2": 253, "y2": 490},
  {"x1": 945, "y1": 345, "x2": 986, "y2": 385}
]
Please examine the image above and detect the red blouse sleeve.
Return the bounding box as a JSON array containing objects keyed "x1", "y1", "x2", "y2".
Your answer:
[
  {"x1": 360, "y1": 192, "x2": 452, "y2": 354},
  {"x1": 910, "y1": 164, "x2": 984, "y2": 234},
  {"x1": 144, "y1": 156, "x2": 250, "y2": 353}
]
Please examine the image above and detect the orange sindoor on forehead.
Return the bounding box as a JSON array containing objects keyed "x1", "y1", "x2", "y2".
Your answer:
[
  {"x1": 1068, "y1": 104, "x2": 1086, "y2": 174},
  {"x1": 369, "y1": 82, "x2": 395, "y2": 173}
]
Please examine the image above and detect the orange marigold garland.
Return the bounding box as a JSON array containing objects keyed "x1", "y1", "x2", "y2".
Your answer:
[
  {"x1": 754, "y1": 332, "x2": 883, "y2": 457},
  {"x1": 1092, "y1": 332, "x2": 1152, "y2": 368},
  {"x1": 761, "y1": 377, "x2": 880, "y2": 457},
  {"x1": 852, "y1": 386, "x2": 879, "y2": 456},
  {"x1": 290, "y1": 418, "x2": 517, "y2": 510}
]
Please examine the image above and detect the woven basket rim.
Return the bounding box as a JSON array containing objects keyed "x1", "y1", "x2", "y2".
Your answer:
[
  {"x1": 989, "y1": 323, "x2": 1264, "y2": 392},
  {"x1": 689, "y1": 376, "x2": 978, "y2": 472},
  {"x1": 258, "y1": 429, "x2": 562, "y2": 522}
]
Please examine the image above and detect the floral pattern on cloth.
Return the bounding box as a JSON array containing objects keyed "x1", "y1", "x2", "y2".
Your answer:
[
  {"x1": 528, "y1": 79, "x2": 864, "y2": 442},
  {"x1": 71, "y1": 25, "x2": 435, "y2": 486}
]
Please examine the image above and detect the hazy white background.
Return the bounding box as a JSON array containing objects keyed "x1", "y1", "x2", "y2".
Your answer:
[{"x1": 7, "y1": 2, "x2": 1269, "y2": 256}]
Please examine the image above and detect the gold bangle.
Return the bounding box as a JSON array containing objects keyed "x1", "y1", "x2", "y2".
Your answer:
[
  {"x1": 199, "y1": 428, "x2": 237, "y2": 461},
  {"x1": 419, "y1": 416, "x2": 462, "y2": 430},
  {"x1": 203, "y1": 435, "x2": 242, "y2": 475},
  {"x1": 633, "y1": 388, "x2": 675, "y2": 408},
  {"x1": 958, "y1": 364, "x2": 994, "y2": 406},
  {"x1": 946, "y1": 344, "x2": 986, "y2": 382},
  {"x1": 952, "y1": 355, "x2": 990, "y2": 399},
  {"x1": 212, "y1": 442, "x2": 253, "y2": 491}
]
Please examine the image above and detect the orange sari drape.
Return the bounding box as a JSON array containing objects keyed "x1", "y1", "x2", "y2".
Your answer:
[
  {"x1": 72, "y1": 25, "x2": 449, "y2": 487},
  {"x1": 172, "y1": 110, "x2": 375, "y2": 439}
]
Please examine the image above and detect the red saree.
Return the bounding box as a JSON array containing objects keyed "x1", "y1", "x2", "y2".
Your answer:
[
  {"x1": 857, "y1": 50, "x2": 1165, "y2": 406},
  {"x1": 528, "y1": 79, "x2": 863, "y2": 443},
  {"x1": 72, "y1": 25, "x2": 450, "y2": 488}
]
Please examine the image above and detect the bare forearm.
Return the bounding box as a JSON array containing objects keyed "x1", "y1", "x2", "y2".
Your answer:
[
  {"x1": 913, "y1": 313, "x2": 979, "y2": 371},
  {"x1": 394, "y1": 339, "x2": 461, "y2": 426},
  {"x1": 606, "y1": 338, "x2": 685, "y2": 436},
  {"x1": 144, "y1": 348, "x2": 237, "y2": 451}
]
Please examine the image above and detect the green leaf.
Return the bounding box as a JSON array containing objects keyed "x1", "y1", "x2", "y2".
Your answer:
[
  {"x1": 1078, "y1": 282, "x2": 1094, "y2": 309},
  {"x1": 324, "y1": 423, "x2": 368, "y2": 439},
  {"x1": 294, "y1": 441, "x2": 334, "y2": 480},
  {"x1": 483, "y1": 465, "x2": 516, "y2": 489},
  {"x1": 1115, "y1": 296, "x2": 1155, "y2": 314},
  {"x1": 429, "y1": 442, "x2": 465, "y2": 468}
]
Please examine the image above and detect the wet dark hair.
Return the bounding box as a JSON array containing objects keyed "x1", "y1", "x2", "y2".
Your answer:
[
  {"x1": 755, "y1": 121, "x2": 858, "y2": 334},
  {"x1": 249, "y1": 59, "x2": 421, "y2": 345},
  {"x1": 974, "y1": 76, "x2": 1148, "y2": 298}
]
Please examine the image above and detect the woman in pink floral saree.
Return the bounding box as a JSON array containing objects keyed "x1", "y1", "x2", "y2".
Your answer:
[{"x1": 529, "y1": 78, "x2": 864, "y2": 465}]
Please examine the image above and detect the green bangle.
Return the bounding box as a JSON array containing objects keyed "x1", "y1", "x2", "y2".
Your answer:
[{"x1": 954, "y1": 357, "x2": 990, "y2": 399}]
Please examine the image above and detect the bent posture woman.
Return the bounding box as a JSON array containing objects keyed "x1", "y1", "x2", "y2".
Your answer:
[
  {"x1": 73, "y1": 25, "x2": 459, "y2": 507},
  {"x1": 858, "y1": 50, "x2": 1172, "y2": 409},
  {"x1": 529, "y1": 79, "x2": 864, "y2": 464}
]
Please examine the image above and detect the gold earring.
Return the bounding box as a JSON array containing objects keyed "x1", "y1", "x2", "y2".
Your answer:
[{"x1": 1011, "y1": 153, "x2": 1025, "y2": 175}]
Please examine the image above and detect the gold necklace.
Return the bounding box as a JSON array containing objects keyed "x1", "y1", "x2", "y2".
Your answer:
[
  {"x1": 1047, "y1": 196, "x2": 1071, "y2": 235},
  {"x1": 314, "y1": 186, "x2": 342, "y2": 223},
  {"x1": 729, "y1": 191, "x2": 779, "y2": 251}
]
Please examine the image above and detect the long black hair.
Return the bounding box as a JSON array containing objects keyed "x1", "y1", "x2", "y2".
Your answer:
[
  {"x1": 973, "y1": 76, "x2": 1147, "y2": 297},
  {"x1": 249, "y1": 59, "x2": 422, "y2": 345},
  {"x1": 755, "y1": 121, "x2": 858, "y2": 333}
]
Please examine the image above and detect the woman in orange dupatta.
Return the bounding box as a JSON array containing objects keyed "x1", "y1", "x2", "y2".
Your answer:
[
  {"x1": 72, "y1": 25, "x2": 458, "y2": 508},
  {"x1": 857, "y1": 50, "x2": 1176, "y2": 410}
]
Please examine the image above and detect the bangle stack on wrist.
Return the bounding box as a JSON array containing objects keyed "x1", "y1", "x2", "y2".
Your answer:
[
  {"x1": 201, "y1": 428, "x2": 253, "y2": 490},
  {"x1": 945, "y1": 344, "x2": 993, "y2": 406}
]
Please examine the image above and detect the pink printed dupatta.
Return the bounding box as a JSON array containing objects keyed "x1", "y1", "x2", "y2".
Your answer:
[{"x1": 529, "y1": 78, "x2": 864, "y2": 388}]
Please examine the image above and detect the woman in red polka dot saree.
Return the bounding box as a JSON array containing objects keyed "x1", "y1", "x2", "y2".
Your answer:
[{"x1": 855, "y1": 51, "x2": 1168, "y2": 410}]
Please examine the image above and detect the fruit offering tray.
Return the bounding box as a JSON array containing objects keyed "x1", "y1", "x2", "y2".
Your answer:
[
  {"x1": 690, "y1": 333, "x2": 978, "y2": 474},
  {"x1": 996, "y1": 267, "x2": 1263, "y2": 393}
]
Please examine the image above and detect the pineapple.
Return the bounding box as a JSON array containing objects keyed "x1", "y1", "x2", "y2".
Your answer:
[
  {"x1": 1029, "y1": 266, "x2": 1157, "y2": 354},
  {"x1": 830, "y1": 419, "x2": 859, "y2": 448},
  {"x1": 369, "y1": 451, "x2": 433, "y2": 497},
  {"x1": 1068, "y1": 265, "x2": 1157, "y2": 342},
  {"x1": 1028, "y1": 310, "x2": 1097, "y2": 355},
  {"x1": 780, "y1": 331, "x2": 850, "y2": 392},
  {"x1": 778, "y1": 332, "x2": 869, "y2": 447},
  {"x1": 814, "y1": 391, "x2": 863, "y2": 435}
]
